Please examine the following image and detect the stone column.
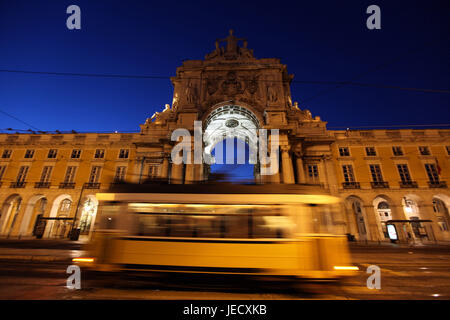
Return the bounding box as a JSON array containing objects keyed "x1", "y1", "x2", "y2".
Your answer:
[
  {"x1": 318, "y1": 159, "x2": 328, "y2": 189},
  {"x1": 160, "y1": 156, "x2": 169, "y2": 179},
  {"x1": 170, "y1": 163, "x2": 183, "y2": 184},
  {"x1": 295, "y1": 154, "x2": 306, "y2": 184},
  {"x1": 281, "y1": 146, "x2": 295, "y2": 184},
  {"x1": 184, "y1": 150, "x2": 194, "y2": 184},
  {"x1": 194, "y1": 164, "x2": 203, "y2": 182},
  {"x1": 363, "y1": 204, "x2": 382, "y2": 243},
  {"x1": 323, "y1": 155, "x2": 338, "y2": 194}
]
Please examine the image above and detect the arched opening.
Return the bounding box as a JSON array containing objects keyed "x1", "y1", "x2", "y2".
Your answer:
[
  {"x1": 209, "y1": 137, "x2": 255, "y2": 183},
  {"x1": 401, "y1": 195, "x2": 433, "y2": 242},
  {"x1": 45, "y1": 194, "x2": 73, "y2": 238},
  {"x1": 203, "y1": 104, "x2": 261, "y2": 182},
  {"x1": 0, "y1": 194, "x2": 22, "y2": 236},
  {"x1": 432, "y1": 197, "x2": 450, "y2": 233},
  {"x1": 345, "y1": 196, "x2": 368, "y2": 241},
  {"x1": 77, "y1": 195, "x2": 98, "y2": 237},
  {"x1": 18, "y1": 195, "x2": 47, "y2": 237},
  {"x1": 376, "y1": 201, "x2": 392, "y2": 239},
  {"x1": 51, "y1": 198, "x2": 73, "y2": 238}
]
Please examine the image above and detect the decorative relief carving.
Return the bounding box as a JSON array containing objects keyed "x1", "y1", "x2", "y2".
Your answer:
[{"x1": 220, "y1": 71, "x2": 244, "y2": 96}]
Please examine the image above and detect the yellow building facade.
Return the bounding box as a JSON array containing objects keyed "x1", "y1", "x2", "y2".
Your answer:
[{"x1": 0, "y1": 31, "x2": 448, "y2": 243}]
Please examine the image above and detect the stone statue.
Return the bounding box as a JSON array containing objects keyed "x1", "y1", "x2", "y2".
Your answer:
[
  {"x1": 186, "y1": 82, "x2": 198, "y2": 104},
  {"x1": 217, "y1": 29, "x2": 245, "y2": 54},
  {"x1": 205, "y1": 30, "x2": 253, "y2": 60},
  {"x1": 267, "y1": 84, "x2": 278, "y2": 103}
]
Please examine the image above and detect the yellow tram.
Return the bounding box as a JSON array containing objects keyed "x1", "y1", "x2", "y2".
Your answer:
[{"x1": 74, "y1": 183, "x2": 358, "y2": 281}]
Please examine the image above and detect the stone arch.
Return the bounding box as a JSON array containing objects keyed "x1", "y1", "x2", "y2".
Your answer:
[
  {"x1": 202, "y1": 103, "x2": 263, "y2": 180},
  {"x1": 401, "y1": 193, "x2": 423, "y2": 220},
  {"x1": 18, "y1": 194, "x2": 47, "y2": 237},
  {"x1": 77, "y1": 194, "x2": 99, "y2": 238},
  {"x1": 344, "y1": 195, "x2": 369, "y2": 241},
  {"x1": 0, "y1": 194, "x2": 22, "y2": 236},
  {"x1": 44, "y1": 194, "x2": 74, "y2": 238},
  {"x1": 432, "y1": 194, "x2": 450, "y2": 235},
  {"x1": 372, "y1": 195, "x2": 395, "y2": 240}
]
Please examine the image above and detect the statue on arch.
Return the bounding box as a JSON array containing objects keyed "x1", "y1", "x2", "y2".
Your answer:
[{"x1": 185, "y1": 82, "x2": 198, "y2": 104}]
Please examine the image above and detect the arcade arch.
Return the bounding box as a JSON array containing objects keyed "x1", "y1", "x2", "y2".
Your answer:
[
  {"x1": 0, "y1": 194, "x2": 22, "y2": 236},
  {"x1": 345, "y1": 196, "x2": 368, "y2": 241},
  {"x1": 18, "y1": 195, "x2": 47, "y2": 237}
]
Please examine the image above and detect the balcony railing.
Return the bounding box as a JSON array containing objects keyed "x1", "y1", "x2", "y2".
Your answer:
[
  {"x1": 428, "y1": 181, "x2": 447, "y2": 188},
  {"x1": 399, "y1": 181, "x2": 418, "y2": 188},
  {"x1": 59, "y1": 182, "x2": 75, "y2": 189},
  {"x1": 371, "y1": 181, "x2": 389, "y2": 189},
  {"x1": 84, "y1": 182, "x2": 101, "y2": 189},
  {"x1": 342, "y1": 181, "x2": 360, "y2": 189},
  {"x1": 35, "y1": 181, "x2": 50, "y2": 188},
  {"x1": 10, "y1": 181, "x2": 26, "y2": 188}
]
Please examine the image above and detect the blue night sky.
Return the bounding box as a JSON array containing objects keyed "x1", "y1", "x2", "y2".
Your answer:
[{"x1": 0, "y1": 0, "x2": 449, "y2": 135}]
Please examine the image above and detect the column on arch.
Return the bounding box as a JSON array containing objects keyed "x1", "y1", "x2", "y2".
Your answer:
[{"x1": 281, "y1": 145, "x2": 295, "y2": 184}]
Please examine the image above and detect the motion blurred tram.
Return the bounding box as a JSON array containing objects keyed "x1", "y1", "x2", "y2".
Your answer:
[{"x1": 74, "y1": 183, "x2": 358, "y2": 282}]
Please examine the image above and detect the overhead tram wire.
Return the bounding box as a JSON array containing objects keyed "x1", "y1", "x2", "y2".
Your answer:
[
  {"x1": 0, "y1": 108, "x2": 41, "y2": 132},
  {"x1": 300, "y1": 37, "x2": 450, "y2": 104},
  {"x1": 0, "y1": 69, "x2": 449, "y2": 95}
]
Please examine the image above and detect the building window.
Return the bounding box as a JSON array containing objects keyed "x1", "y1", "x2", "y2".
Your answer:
[
  {"x1": 88, "y1": 166, "x2": 102, "y2": 184},
  {"x1": 114, "y1": 166, "x2": 127, "y2": 183},
  {"x1": 2, "y1": 150, "x2": 12, "y2": 158},
  {"x1": 148, "y1": 165, "x2": 159, "y2": 178},
  {"x1": 339, "y1": 147, "x2": 350, "y2": 157},
  {"x1": 397, "y1": 164, "x2": 412, "y2": 183},
  {"x1": 119, "y1": 149, "x2": 129, "y2": 159},
  {"x1": 425, "y1": 164, "x2": 439, "y2": 183},
  {"x1": 307, "y1": 164, "x2": 319, "y2": 184},
  {"x1": 40, "y1": 166, "x2": 53, "y2": 183},
  {"x1": 342, "y1": 165, "x2": 356, "y2": 182},
  {"x1": 392, "y1": 146, "x2": 403, "y2": 156},
  {"x1": 94, "y1": 149, "x2": 105, "y2": 159},
  {"x1": 446, "y1": 146, "x2": 450, "y2": 156},
  {"x1": 59, "y1": 199, "x2": 72, "y2": 213},
  {"x1": 71, "y1": 149, "x2": 82, "y2": 159},
  {"x1": 365, "y1": 147, "x2": 377, "y2": 156},
  {"x1": 64, "y1": 166, "x2": 77, "y2": 183},
  {"x1": 47, "y1": 149, "x2": 58, "y2": 159},
  {"x1": 419, "y1": 146, "x2": 431, "y2": 155},
  {"x1": 24, "y1": 149, "x2": 35, "y2": 159},
  {"x1": 16, "y1": 166, "x2": 29, "y2": 183},
  {"x1": 369, "y1": 164, "x2": 383, "y2": 182}
]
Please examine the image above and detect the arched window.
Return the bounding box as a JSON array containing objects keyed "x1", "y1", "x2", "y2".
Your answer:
[{"x1": 58, "y1": 199, "x2": 72, "y2": 216}]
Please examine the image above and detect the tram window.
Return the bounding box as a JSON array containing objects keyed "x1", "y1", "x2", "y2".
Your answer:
[
  {"x1": 223, "y1": 215, "x2": 249, "y2": 238},
  {"x1": 136, "y1": 214, "x2": 170, "y2": 236},
  {"x1": 252, "y1": 215, "x2": 292, "y2": 238},
  {"x1": 310, "y1": 204, "x2": 335, "y2": 234},
  {"x1": 98, "y1": 203, "x2": 119, "y2": 230}
]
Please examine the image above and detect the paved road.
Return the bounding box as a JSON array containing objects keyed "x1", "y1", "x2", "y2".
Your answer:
[{"x1": 0, "y1": 243, "x2": 449, "y2": 300}]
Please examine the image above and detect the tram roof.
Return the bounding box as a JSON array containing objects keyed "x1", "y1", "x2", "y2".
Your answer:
[{"x1": 105, "y1": 182, "x2": 332, "y2": 195}]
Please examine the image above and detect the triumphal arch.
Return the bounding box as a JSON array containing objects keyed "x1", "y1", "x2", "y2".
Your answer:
[{"x1": 138, "y1": 30, "x2": 336, "y2": 187}]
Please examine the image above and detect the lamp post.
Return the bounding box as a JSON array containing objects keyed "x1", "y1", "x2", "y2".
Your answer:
[{"x1": 70, "y1": 183, "x2": 85, "y2": 240}]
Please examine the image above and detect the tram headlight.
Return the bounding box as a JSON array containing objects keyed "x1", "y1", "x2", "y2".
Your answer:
[
  {"x1": 333, "y1": 266, "x2": 359, "y2": 271},
  {"x1": 72, "y1": 257, "x2": 95, "y2": 263}
]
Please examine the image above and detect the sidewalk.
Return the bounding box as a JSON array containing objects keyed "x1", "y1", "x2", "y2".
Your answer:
[{"x1": 0, "y1": 238, "x2": 85, "y2": 262}]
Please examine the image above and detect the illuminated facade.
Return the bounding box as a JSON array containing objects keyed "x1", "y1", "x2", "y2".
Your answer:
[{"x1": 0, "y1": 31, "x2": 448, "y2": 243}]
